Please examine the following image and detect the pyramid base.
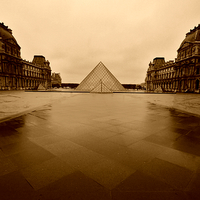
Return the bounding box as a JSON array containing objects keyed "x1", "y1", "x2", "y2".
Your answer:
[{"x1": 90, "y1": 91, "x2": 113, "y2": 94}]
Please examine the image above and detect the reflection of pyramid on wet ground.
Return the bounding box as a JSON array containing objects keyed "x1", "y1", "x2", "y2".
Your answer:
[{"x1": 76, "y1": 62, "x2": 125, "y2": 93}]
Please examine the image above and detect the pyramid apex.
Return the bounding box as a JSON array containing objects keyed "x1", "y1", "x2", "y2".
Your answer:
[{"x1": 98, "y1": 61, "x2": 106, "y2": 67}]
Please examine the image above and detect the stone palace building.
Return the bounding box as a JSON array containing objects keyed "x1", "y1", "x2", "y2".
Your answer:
[
  {"x1": 146, "y1": 25, "x2": 200, "y2": 93},
  {"x1": 51, "y1": 72, "x2": 62, "y2": 87},
  {"x1": 0, "y1": 22, "x2": 51, "y2": 90}
]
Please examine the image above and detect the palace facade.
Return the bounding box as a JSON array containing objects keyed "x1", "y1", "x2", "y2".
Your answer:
[
  {"x1": 51, "y1": 72, "x2": 62, "y2": 87},
  {"x1": 146, "y1": 25, "x2": 200, "y2": 93},
  {"x1": 0, "y1": 22, "x2": 51, "y2": 90}
]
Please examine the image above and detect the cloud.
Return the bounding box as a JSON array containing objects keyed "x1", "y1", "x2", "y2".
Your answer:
[{"x1": 2, "y1": 0, "x2": 200, "y2": 83}]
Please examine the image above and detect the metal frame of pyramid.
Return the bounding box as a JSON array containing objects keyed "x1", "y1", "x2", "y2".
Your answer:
[{"x1": 76, "y1": 62, "x2": 125, "y2": 93}]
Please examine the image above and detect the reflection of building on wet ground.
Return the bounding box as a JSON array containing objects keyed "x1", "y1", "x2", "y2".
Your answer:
[
  {"x1": 146, "y1": 24, "x2": 200, "y2": 93},
  {"x1": 0, "y1": 92, "x2": 200, "y2": 199},
  {"x1": 0, "y1": 22, "x2": 52, "y2": 90}
]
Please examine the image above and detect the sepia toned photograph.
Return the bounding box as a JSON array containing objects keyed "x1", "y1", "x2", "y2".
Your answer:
[{"x1": 1, "y1": 0, "x2": 200, "y2": 199}]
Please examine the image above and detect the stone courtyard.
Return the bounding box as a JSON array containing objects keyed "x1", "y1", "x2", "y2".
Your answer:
[{"x1": 0, "y1": 91, "x2": 200, "y2": 199}]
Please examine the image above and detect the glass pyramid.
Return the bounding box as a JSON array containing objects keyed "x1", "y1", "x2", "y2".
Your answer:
[{"x1": 76, "y1": 62, "x2": 125, "y2": 93}]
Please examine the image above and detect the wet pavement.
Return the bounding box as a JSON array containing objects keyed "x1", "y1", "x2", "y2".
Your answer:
[
  {"x1": 0, "y1": 91, "x2": 67, "y2": 121},
  {"x1": 1, "y1": 92, "x2": 200, "y2": 199}
]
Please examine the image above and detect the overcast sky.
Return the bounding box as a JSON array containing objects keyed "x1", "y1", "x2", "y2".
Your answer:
[{"x1": 1, "y1": 0, "x2": 200, "y2": 84}]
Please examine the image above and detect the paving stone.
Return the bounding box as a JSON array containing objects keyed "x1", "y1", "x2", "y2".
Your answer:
[
  {"x1": 8, "y1": 146, "x2": 55, "y2": 169},
  {"x1": 42, "y1": 139, "x2": 81, "y2": 156},
  {"x1": 143, "y1": 134, "x2": 176, "y2": 148},
  {"x1": 1, "y1": 139, "x2": 42, "y2": 155},
  {"x1": 157, "y1": 148, "x2": 200, "y2": 171},
  {"x1": 59, "y1": 146, "x2": 106, "y2": 170},
  {"x1": 114, "y1": 170, "x2": 175, "y2": 191},
  {"x1": 21, "y1": 157, "x2": 76, "y2": 190},
  {"x1": 122, "y1": 129, "x2": 153, "y2": 140},
  {"x1": 105, "y1": 134, "x2": 139, "y2": 146},
  {"x1": 108, "y1": 148, "x2": 153, "y2": 170},
  {"x1": 104, "y1": 125, "x2": 131, "y2": 134},
  {"x1": 0, "y1": 156, "x2": 18, "y2": 176},
  {"x1": 81, "y1": 158, "x2": 135, "y2": 190},
  {"x1": 29, "y1": 133, "x2": 67, "y2": 146},
  {"x1": 0, "y1": 171, "x2": 36, "y2": 200},
  {"x1": 36, "y1": 171, "x2": 111, "y2": 200},
  {"x1": 140, "y1": 158, "x2": 194, "y2": 190},
  {"x1": 1, "y1": 93, "x2": 200, "y2": 199},
  {"x1": 172, "y1": 135, "x2": 200, "y2": 156},
  {"x1": 111, "y1": 191, "x2": 189, "y2": 200},
  {"x1": 155, "y1": 128, "x2": 182, "y2": 141},
  {"x1": 129, "y1": 140, "x2": 168, "y2": 157}
]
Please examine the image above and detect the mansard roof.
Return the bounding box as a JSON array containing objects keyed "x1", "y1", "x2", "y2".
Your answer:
[
  {"x1": 0, "y1": 22, "x2": 20, "y2": 48},
  {"x1": 179, "y1": 25, "x2": 200, "y2": 50}
]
